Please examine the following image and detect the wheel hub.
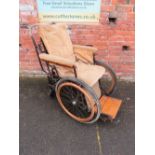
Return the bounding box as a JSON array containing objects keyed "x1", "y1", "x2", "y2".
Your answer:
[{"x1": 72, "y1": 100, "x2": 77, "y2": 106}]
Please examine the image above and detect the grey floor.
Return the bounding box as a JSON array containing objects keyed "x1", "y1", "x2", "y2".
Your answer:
[{"x1": 20, "y1": 77, "x2": 135, "y2": 155}]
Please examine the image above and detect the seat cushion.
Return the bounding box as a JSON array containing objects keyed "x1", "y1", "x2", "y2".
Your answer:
[
  {"x1": 52, "y1": 60, "x2": 105, "y2": 88},
  {"x1": 48, "y1": 60, "x2": 105, "y2": 98},
  {"x1": 75, "y1": 61, "x2": 105, "y2": 98},
  {"x1": 75, "y1": 61, "x2": 105, "y2": 86}
]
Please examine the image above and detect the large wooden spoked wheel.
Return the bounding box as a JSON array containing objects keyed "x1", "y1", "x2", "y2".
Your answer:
[{"x1": 56, "y1": 82, "x2": 96, "y2": 123}]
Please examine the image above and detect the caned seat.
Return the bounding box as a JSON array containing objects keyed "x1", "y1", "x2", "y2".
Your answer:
[{"x1": 39, "y1": 23, "x2": 105, "y2": 97}]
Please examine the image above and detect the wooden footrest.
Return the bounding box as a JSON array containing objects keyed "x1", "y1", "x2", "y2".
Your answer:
[{"x1": 99, "y1": 96, "x2": 122, "y2": 119}]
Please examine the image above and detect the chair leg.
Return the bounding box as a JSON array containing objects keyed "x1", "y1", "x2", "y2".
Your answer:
[{"x1": 50, "y1": 88, "x2": 56, "y2": 97}]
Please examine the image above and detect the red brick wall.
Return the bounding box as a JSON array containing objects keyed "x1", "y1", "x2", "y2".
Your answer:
[{"x1": 19, "y1": 0, "x2": 135, "y2": 79}]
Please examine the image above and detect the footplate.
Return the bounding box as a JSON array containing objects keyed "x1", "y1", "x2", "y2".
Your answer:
[{"x1": 99, "y1": 96, "x2": 122, "y2": 119}]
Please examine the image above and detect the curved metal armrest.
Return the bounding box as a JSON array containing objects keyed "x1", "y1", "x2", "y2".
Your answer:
[{"x1": 39, "y1": 53, "x2": 75, "y2": 68}]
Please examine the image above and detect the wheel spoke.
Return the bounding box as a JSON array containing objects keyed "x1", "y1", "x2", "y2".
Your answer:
[
  {"x1": 62, "y1": 97, "x2": 70, "y2": 105},
  {"x1": 62, "y1": 87, "x2": 72, "y2": 96},
  {"x1": 75, "y1": 106, "x2": 86, "y2": 117},
  {"x1": 66, "y1": 86, "x2": 74, "y2": 94},
  {"x1": 61, "y1": 93, "x2": 71, "y2": 101}
]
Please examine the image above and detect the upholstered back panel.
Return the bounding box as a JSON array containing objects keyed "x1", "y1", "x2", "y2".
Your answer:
[{"x1": 39, "y1": 23, "x2": 75, "y2": 61}]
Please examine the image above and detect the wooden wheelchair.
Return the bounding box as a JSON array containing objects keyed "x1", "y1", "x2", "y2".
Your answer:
[{"x1": 28, "y1": 23, "x2": 122, "y2": 124}]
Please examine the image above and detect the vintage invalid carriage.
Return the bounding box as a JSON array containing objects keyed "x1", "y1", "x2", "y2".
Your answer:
[{"x1": 29, "y1": 23, "x2": 122, "y2": 124}]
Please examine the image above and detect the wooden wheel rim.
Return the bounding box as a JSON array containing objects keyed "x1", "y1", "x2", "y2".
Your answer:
[{"x1": 56, "y1": 82, "x2": 95, "y2": 123}]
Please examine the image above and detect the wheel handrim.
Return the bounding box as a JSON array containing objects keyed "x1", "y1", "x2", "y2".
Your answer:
[
  {"x1": 95, "y1": 60, "x2": 117, "y2": 95},
  {"x1": 99, "y1": 70, "x2": 115, "y2": 95}
]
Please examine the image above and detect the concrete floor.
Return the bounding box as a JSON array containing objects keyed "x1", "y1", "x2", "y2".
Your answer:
[{"x1": 19, "y1": 77, "x2": 135, "y2": 155}]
